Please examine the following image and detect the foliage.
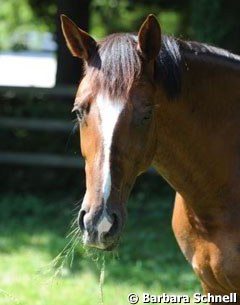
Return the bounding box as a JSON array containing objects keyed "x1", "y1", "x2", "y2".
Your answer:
[
  {"x1": 1, "y1": 0, "x2": 239, "y2": 52},
  {"x1": 0, "y1": 0, "x2": 52, "y2": 50},
  {"x1": 27, "y1": 0, "x2": 56, "y2": 30},
  {"x1": 91, "y1": 0, "x2": 181, "y2": 38},
  {"x1": 189, "y1": 0, "x2": 225, "y2": 43},
  {"x1": 189, "y1": 0, "x2": 240, "y2": 51}
]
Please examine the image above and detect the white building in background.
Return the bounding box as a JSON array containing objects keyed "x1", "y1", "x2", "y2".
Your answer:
[
  {"x1": 0, "y1": 32, "x2": 57, "y2": 88},
  {"x1": 0, "y1": 51, "x2": 56, "y2": 87}
]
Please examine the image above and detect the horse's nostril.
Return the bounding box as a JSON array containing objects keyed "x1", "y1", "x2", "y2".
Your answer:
[
  {"x1": 111, "y1": 213, "x2": 119, "y2": 234},
  {"x1": 78, "y1": 209, "x2": 86, "y2": 232},
  {"x1": 103, "y1": 213, "x2": 119, "y2": 239}
]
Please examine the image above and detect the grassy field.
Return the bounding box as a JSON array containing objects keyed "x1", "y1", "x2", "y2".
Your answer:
[{"x1": 0, "y1": 189, "x2": 202, "y2": 305}]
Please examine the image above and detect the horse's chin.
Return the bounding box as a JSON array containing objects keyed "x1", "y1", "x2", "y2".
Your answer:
[
  {"x1": 84, "y1": 238, "x2": 119, "y2": 252},
  {"x1": 103, "y1": 240, "x2": 119, "y2": 251}
]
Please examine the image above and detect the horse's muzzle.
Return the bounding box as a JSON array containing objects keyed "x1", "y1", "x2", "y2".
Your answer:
[{"x1": 78, "y1": 208, "x2": 121, "y2": 251}]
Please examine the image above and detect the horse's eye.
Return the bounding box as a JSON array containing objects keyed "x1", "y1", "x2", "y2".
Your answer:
[
  {"x1": 72, "y1": 102, "x2": 90, "y2": 123},
  {"x1": 140, "y1": 108, "x2": 153, "y2": 125},
  {"x1": 143, "y1": 112, "x2": 151, "y2": 121},
  {"x1": 75, "y1": 109, "x2": 85, "y2": 121},
  {"x1": 72, "y1": 105, "x2": 85, "y2": 122}
]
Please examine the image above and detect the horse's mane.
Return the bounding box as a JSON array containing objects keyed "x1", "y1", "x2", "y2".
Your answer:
[
  {"x1": 86, "y1": 32, "x2": 240, "y2": 100},
  {"x1": 155, "y1": 35, "x2": 182, "y2": 99},
  {"x1": 180, "y1": 40, "x2": 240, "y2": 63}
]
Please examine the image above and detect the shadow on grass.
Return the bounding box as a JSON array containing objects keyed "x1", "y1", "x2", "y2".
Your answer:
[{"x1": 0, "y1": 178, "x2": 201, "y2": 293}]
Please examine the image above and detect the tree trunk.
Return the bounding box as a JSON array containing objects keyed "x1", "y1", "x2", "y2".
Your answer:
[{"x1": 55, "y1": 0, "x2": 91, "y2": 85}]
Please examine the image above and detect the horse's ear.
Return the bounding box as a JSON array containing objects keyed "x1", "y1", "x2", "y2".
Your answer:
[
  {"x1": 138, "y1": 14, "x2": 161, "y2": 61},
  {"x1": 60, "y1": 14, "x2": 97, "y2": 61}
]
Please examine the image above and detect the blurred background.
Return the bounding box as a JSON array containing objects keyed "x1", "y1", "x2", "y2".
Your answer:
[{"x1": 0, "y1": 1, "x2": 239, "y2": 304}]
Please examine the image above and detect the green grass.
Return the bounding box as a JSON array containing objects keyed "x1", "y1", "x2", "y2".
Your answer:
[{"x1": 0, "y1": 191, "x2": 202, "y2": 305}]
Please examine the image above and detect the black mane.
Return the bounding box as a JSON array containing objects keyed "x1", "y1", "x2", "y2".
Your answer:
[
  {"x1": 155, "y1": 35, "x2": 182, "y2": 99},
  {"x1": 180, "y1": 40, "x2": 240, "y2": 63}
]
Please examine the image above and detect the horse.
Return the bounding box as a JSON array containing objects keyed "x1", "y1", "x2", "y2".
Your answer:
[{"x1": 61, "y1": 14, "x2": 240, "y2": 303}]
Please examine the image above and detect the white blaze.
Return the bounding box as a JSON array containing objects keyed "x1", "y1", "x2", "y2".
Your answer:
[
  {"x1": 95, "y1": 94, "x2": 124, "y2": 237},
  {"x1": 96, "y1": 94, "x2": 124, "y2": 204}
]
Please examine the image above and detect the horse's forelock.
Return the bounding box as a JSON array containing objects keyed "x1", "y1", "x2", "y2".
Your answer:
[
  {"x1": 84, "y1": 33, "x2": 183, "y2": 101},
  {"x1": 86, "y1": 33, "x2": 142, "y2": 99}
]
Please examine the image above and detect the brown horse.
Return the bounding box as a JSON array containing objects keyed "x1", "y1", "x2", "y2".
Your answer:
[{"x1": 61, "y1": 14, "x2": 240, "y2": 303}]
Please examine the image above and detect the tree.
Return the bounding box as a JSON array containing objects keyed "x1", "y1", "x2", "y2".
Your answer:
[
  {"x1": 27, "y1": 0, "x2": 91, "y2": 85},
  {"x1": 55, "y1": 0, "x2": 91, "y2": 85},
  {"x1": 26, "y1": 0, "x2": 239, "y2": 87},
  {"x1": 189, "y1": 0, "x2": 240, "y2": 53}
]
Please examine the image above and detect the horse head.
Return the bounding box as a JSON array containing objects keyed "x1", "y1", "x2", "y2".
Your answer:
[{"x1": 61, "y1": 14, "x2": 161, "y2": 250}]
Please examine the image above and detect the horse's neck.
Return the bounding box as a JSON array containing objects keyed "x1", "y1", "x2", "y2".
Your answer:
[
  {"x1": 182, "y1": 50, "x2": 240, "y2": 115},
  {"x1": 153, "y1": 51, "x2": 240, "y2": 208}
]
